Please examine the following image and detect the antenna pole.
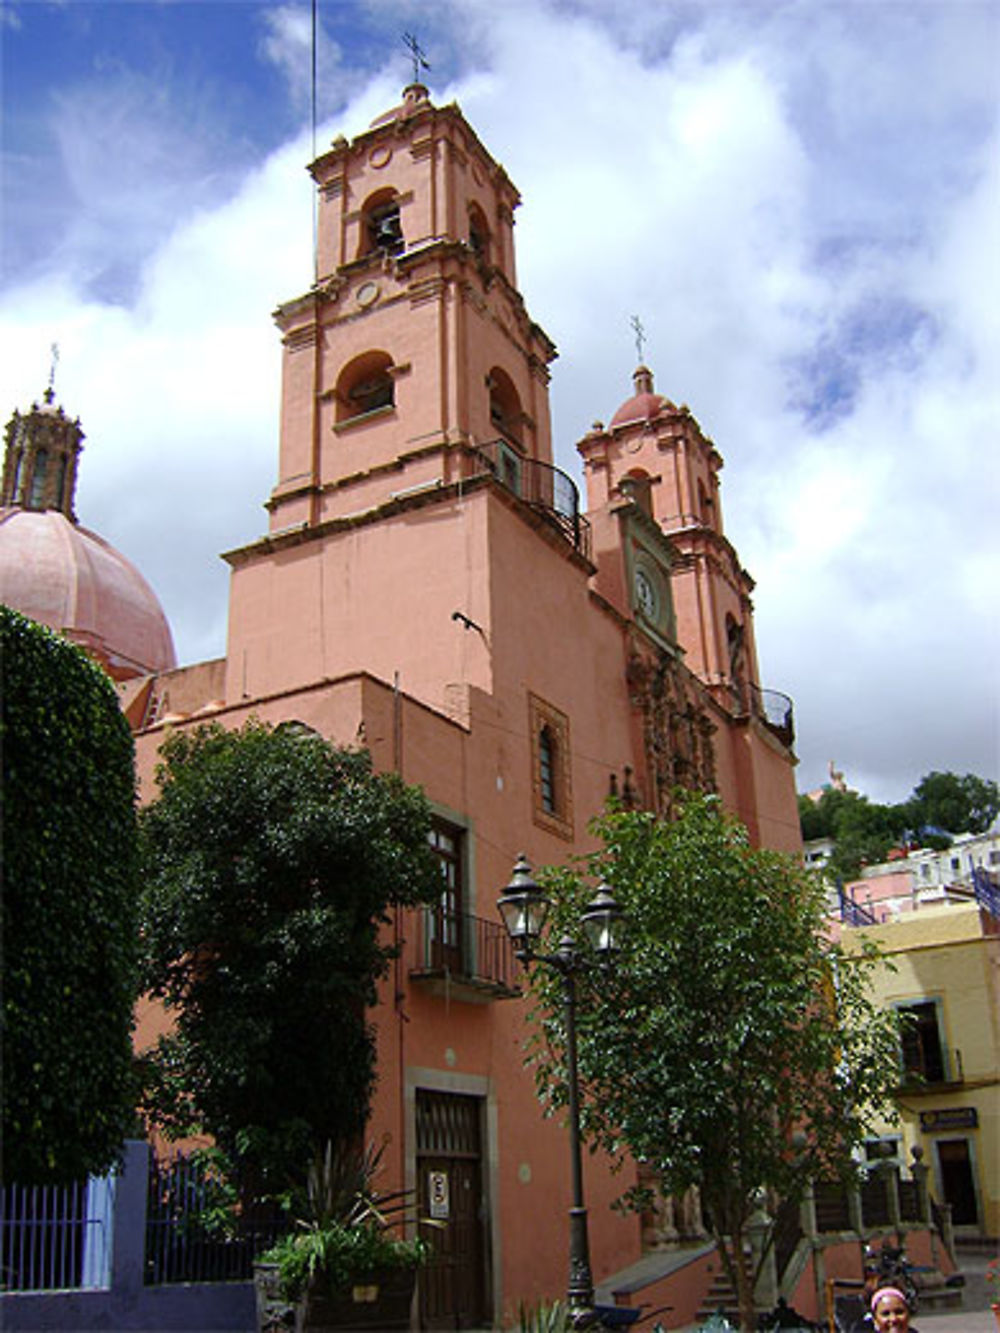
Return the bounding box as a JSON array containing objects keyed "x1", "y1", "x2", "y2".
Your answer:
[{"x1": 311, "y1": 0, "x2": 318, "y2": 281}]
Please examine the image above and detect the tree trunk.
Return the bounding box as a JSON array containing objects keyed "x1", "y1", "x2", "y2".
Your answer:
[
  {"x1": 717, "y1": 1226, "x2": 756, "y2": 1333},
  {"x1": 731, "y1": 1226, "x2": 756, "y2": 1333}
]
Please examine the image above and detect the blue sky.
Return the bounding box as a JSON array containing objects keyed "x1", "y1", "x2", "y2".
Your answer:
[{"x1": 1, "y1": 0, "x2": 998, "y2": 803}]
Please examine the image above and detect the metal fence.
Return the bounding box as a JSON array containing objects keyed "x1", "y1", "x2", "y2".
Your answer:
[
  {"x1": 145, "y1": 1153, "x2": 285, "y2": 1285},
  {"x1": 0, "y1": 1177, "x2": 113, "y2": 1292}
]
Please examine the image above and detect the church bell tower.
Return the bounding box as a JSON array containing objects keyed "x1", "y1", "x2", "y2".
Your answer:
[
  {"x1": 267, "y1": 83, "x2": 558, "y2": 536},
  {"x1": 579, "y1": 364, "x2": 764, "y2": 722}
]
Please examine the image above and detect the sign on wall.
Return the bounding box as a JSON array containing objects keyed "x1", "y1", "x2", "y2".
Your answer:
[
  {"x1": 428, "y1": 1170, "x2": 450, "y2": 1220},
  {"x1": 919, "y1": 1107, "x2": 978, "y2": 1131}
]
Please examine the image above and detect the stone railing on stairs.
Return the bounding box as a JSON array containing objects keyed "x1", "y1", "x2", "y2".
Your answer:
[{"x1": 761, "y1": 1147, "x2": 962, "y2": 1325}]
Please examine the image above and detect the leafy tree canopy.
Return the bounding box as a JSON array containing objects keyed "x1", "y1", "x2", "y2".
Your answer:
[
  {"x1": 1, "y1": 608, "x2": 140, "y2": 1183},
  {"x1": 529, "y1": 795, "x2": 900, "y2": 1332},
  {"x1": 139, "y1": 719, "x2": 442, "y2": 1198},
  {"x1": 907, "y1": 770, "x2": 999, "y2": 837}
]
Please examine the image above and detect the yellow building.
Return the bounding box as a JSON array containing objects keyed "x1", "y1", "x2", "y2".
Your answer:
[{"x1": 844, "y1": 900, "x2": 999, "y2": 1239}]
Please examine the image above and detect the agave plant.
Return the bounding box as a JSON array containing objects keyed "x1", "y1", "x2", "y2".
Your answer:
[
  {"x1": 517, "y1": 1298, "x2": 571, "y2": 1333},
  {"x1": 260, "y1": 1139, "x2": 437, "y2": 1303},
  {"x1": 300, "y1": 1139, "x2": 414, "y2": 1232}
]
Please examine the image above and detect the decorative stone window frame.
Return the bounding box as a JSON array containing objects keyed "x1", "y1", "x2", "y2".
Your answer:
[{"x1": 528, "y1": 693, "x2": 573, "y2": 839}]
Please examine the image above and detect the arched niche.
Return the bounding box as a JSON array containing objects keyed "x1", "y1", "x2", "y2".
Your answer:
[
  {"x1": 468, "y1": 202, "x2": 491, "y2": 266},
  {"x1": 335, "y1": 350, "x2": 396, "y2": 424},
  {"x1": 358, "y1": 188, "x2": 404, "y2": 259},
  {"x1": 487, "y1": 367, "x2": 522, "y2": 447}
]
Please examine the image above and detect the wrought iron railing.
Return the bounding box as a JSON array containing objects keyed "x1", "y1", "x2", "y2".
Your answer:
[
  {"x1": 411, "y1": 906, "x2": 520, "y2": 994},
  {"x1": 474, "y1": 440, "x2": 591, "y2": 559},
  {"x1": 837, "y1": 883, "x2": 879, "y2": 927},
  {"x1": 749, "y1": 683, "x2": 795, "y2": 747},
  {"x1": 971, "y1": 864, "x2": 1000, "y2": 919}
]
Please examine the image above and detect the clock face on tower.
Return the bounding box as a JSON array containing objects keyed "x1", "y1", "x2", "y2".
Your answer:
[{"x1": 634, "y1": 566, "x2": 658, "y2": 620}]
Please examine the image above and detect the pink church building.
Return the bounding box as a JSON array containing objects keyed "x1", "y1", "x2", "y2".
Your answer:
[{"x1": 4, "y1": 84, "x2": 801, "y2": 1327}]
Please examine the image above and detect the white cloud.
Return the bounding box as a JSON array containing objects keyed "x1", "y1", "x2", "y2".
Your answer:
[{"x1": 258, "y1": 2, "x2": 357, "y2": 119}]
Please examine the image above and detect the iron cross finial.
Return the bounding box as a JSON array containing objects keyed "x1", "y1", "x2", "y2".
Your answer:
[
  {"x1": 47, "y1": 342, "x2": 60, "y2": 397},
  {"x1": 402, "y1": 32, "x2": 430, "y2": 84},
  {"x1": 630, "y1": 315, "x2": 646, "y2": 364}
]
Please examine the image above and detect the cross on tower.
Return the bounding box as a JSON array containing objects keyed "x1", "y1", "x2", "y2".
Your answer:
[
  {"x1": 47, "y1": 342, "x2": 60, "y2": 402},
  {"x1": 402, "y1": 32, "x2": 430, "y2": 84},
  {"x1": 630, "y1": 314, "x2": 646, "y2": 364}
]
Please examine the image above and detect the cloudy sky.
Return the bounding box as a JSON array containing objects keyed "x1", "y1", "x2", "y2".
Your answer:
[{"x1": 1, "y1": 0, "x2": 997, "y2": 804}]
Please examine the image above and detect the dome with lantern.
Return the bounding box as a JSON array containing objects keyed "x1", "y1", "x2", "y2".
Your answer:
[
  {"x1": 609, "y1": 364, "x2": 674, "y2": 429},
  {"x1": 0, "y1": 388, "x2": 176, "y2": 681}
]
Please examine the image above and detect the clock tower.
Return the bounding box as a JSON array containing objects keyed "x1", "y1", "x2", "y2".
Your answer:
[{"x1": 579, "y1": 364, "x2": 762, "y2": 721}]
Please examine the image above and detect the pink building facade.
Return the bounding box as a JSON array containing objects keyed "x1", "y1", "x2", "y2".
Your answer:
[{"x1": 123, "y1": 85, "x2": 801, "y2": 1326}]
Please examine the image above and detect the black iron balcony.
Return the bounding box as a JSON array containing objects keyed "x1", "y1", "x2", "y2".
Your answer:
[
  {"x1": 409, "y1": 906, "x2": 521, "y2": 1000},
  {"x1": 474, "y1": 440, "x2": 591, "y2": 560},
  {"x1": 749, "y1": 683, "x2": 795, "y2": 748}
]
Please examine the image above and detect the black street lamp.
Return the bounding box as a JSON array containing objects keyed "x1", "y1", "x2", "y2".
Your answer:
[{"x1": 498, "y1": 854, "x2": 625, "y2": 1326}]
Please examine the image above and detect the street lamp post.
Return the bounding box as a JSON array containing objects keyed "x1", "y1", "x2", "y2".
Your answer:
[{"x1": 498, "y1": 855, "x2": 625, "y2": 1326}]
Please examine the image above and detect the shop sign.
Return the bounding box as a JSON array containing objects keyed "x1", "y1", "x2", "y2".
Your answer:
[{"x1": 919, "y1": 1107, "x2": 978, "y2": 1131}]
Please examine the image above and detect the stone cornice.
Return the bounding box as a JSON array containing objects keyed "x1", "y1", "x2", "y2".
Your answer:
[{"x1": 241, "y1": 462, "x2": 594, "y2": 576}]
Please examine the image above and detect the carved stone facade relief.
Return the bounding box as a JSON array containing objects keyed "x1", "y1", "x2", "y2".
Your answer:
[{"x1": 625, "y1": 645, "x2": 717, "y2": 814}]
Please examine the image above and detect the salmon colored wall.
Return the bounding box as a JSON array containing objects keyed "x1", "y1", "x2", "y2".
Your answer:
[
  {"x1": 612, "y1": 1248, "x2": 718, "y2": 1328},
  {"x1": 741, "y1": 721, "x2": 803, "y2": 855},
  {"x1": 226, "y1": 488, "x2": 496, "y2": 709}
]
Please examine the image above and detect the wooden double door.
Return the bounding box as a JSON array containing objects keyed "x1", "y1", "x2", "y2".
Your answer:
[{"x1": 416, "y1": 1090, "x2": 489, "y2": 1329}]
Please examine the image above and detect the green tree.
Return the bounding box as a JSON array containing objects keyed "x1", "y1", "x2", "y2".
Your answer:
[
  {"x1": 1, "y1": 608, "x2": 140, "y2": 1183},
  {"x1": 797, "y1": 793, "x2": 827, "y2": 841},
  {"x1": 800, "y1": 789, "x2": 911, "y2": 879},
  {"x1": 799, "y1": 771, "x2": 998, "y2": 878},
  {"x1": 907, "y1": 770, "x2": 999, "y2": 836},
  {"x1": 529, "y1": 796, "x2": 900, "y2": 1332},
  {"x1": 138, "y1": 719, "x2": 442, "y2": 1199}
]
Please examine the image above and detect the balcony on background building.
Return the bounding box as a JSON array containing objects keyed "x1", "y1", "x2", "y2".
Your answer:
[
  {"x1": 409, "y1": 906, "x2": 521, "y2": 1002},
  {"x1": 474, "y1": 440, "x2": 592, "y2": 560}
]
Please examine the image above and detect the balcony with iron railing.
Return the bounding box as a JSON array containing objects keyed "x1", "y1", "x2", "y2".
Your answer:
[
  {"x1": 409, "y1": 905, "x2": 521, "y2": 1001},
  {"x1": 726, "y1": 679, "x2": 795, "y2": 748},
  {"x1": 472, "y1": 439, "x2": 591, "y2": 560},
  {"x1": 750, "y1": 683, "x2": 795, "y2": 747}
]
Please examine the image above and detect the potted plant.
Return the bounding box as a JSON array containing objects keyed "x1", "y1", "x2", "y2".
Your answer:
[
  {"x1": 255, "y1": 1140, "x2": 432, "y2": 1333},
  {"x1": 987, "y1": 1257, "x2": 999, "y2": 1331}
]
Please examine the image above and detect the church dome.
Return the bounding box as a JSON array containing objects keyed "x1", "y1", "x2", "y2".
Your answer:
[
  {"x1": 1, "y1": 388, "x2": 176, "y2": 681},
  {"x1": 0, "y1": 508, "x2": 177, "y2": 680},
  {"x1": 610, "y1": 365, "x2": 670, "y2": 428}
]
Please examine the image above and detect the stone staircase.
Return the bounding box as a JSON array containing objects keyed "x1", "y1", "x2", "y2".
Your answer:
[{"x1": 696, "y1": 1266, "x2": 740, "y2": 1324}]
